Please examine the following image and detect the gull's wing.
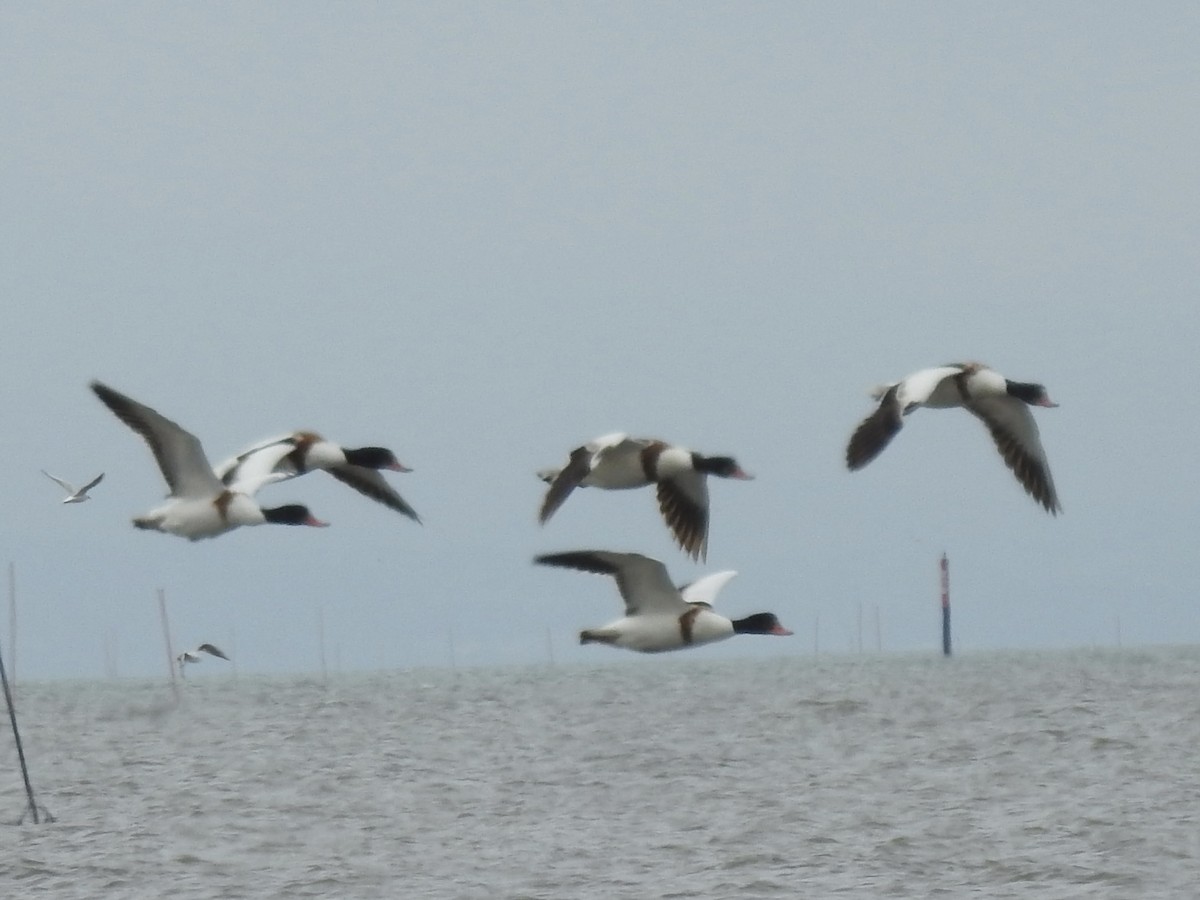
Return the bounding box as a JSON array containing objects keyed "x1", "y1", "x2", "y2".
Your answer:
[
  {"x1": 678, "y1": 570, "x2": 738, "y2": 608},
  {"x1": 90, "y1": 382, "x2": 223, "y2": 499},
  {"x1": 196, "y1": 643, "x2": 229, "y2": 660},
  {"x1": 41, "y1": 470, "x2": 75, "y2": 493},
  {"x1": 535, "y1": 550, "x2": 687, "y2": 616},
  {"x1": 656, "y1": 470, "x2": 710, "y2": 562},
  {"x1": 78, "y1": 472, "x2": 104, "y2": 494},
  {"x1": 327, "y1": 465, "x2": 421, "y2": 522},
  {"x1": 967, "y1": 395, "x2": 1061, "y2": 514}
]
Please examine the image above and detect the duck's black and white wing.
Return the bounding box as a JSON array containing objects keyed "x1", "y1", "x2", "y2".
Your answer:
[
  {"x1": 326, "y1": 465, "x2": 421, "y2": 522},
  {"x1": 967, "y1": 395, "x2": 1061, "y2": 514},
  {"x1": 538, "y1": 433, "x2": 635, "y2": 524},
  {"x1": 846, "y1": 384, "x2": 905, "y2": 470},
  {"x1": 535, "y1": 549, "x2": 687, "y2": 616},
  {"x1": 846, "y1": 365, "x2": 963, "y2": 470},
  {"x1": 655, "y1": 470, "x2": 710, "y2": 561},
  {"x1": 90, "y1": 381, "x2": 223, "y2": 500}
]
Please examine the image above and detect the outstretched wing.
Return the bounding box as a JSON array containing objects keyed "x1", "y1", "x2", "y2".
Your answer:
[
  {"x1": 79, "y1": 472, "x2": 105, "y2": 494},
  {"x1": 90, "y1": 381, "x2": 223, "y2": 499},
  {"x1": 656, "y1": 470, "x2": 710, "y2": 562},
  {"x1": 846, "y1": 384, "x2": 904, "y2": 470},
  {"x1": 327, "y1": 466, "x2": 421, "y2": 522},
  {"x1": 678, "y1": 570, "x2": 738, "y2": 608},
  {"x1": 214, "y1": 435, "x2": 299, "y2": 492},
  {"x1": 538, "y1": 445, "x2": 594, "y2": 523},
  {"x1": 41, "y1": 470, "x2": 75, "y2": 493},
  {"x1": 535, "y1": 549, "x2": 686, "y2": 616},
  {"x1": 967, "y1": 396, "x2": 1061, "y2": 514}
]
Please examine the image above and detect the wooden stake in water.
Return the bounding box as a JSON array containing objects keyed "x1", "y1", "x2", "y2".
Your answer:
[
  {"x1": 0, "y1": 632, "x2": 52, "y2": 824},
  {"x1": 157, "y1": 588, "x2": 179, "y2": 701},
  {"x1": 940, "y1": 553, "x2": 952, "y2": 657}
]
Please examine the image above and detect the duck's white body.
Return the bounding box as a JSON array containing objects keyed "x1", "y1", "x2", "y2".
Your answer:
[
  {"x1": 90, "y1": 382, "x2": 328, "y2": 541},
  {"x1": 537, "y1": 433, "x2": 752, "y2": 561},
  {"x1": 536, "y1": 433, "x2": 649, "y2": 490},
  {"x1": 535, "y1": 550, "x2": 791, "y2": 654},
  {"x1": 214, "y1": 432, "x2": 420, "y2": 522},
  {"x1": 847, "y1": 362, "x2": 1060, "y2": 514},
  {"x1": 584, "y1": 606, "x2": 738, "y2": 653},
  {"x1": 136, "y1": 493, "x2": 279, "y2": 540},
  {"x1": 872, "y1": 364, "x2": 987, "y2": 409}
]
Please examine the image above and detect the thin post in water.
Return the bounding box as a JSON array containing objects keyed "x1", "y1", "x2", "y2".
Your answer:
[
  {"x1": 0, "y1": 629, "x2": 52, "y2": 824},
  {"x1": 940, "y1": 553, "x2": 951, "y2": 657},
  {"x1": 157, "y1": 588, "x2": 179, "y2": 701},
  {"x1": 317, "y1": 607, "x2": 327, "y2": 685},
  {"x1": 8, "y1": 562, "x2": 15, "y2": 698}
]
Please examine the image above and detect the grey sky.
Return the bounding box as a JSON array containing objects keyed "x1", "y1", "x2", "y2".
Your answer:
[{"x1": 3, "y1": 4, "x2": 1197, "y2": 678}]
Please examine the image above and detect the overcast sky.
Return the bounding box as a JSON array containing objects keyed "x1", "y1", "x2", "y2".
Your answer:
[{"x1": 3, "y1": 3, "x2": 1197, "y2": 679}]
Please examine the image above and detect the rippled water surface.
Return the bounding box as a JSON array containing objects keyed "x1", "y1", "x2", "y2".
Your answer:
[{"x1": 3, "y1": 648, "x2": 1199, "y2": 898}]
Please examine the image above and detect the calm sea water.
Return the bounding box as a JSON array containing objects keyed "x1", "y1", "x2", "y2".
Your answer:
[{"x1": 2, "y1": 648, "x2": 1199, "y2": 898}]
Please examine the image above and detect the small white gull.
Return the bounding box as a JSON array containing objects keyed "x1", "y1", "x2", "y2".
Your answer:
[
  {"x1": 41, "y1": 469, "x2": 104, "y2": 504},
  {"x1": 177, "y1": 643, "x2": 230, "y2": 675}
]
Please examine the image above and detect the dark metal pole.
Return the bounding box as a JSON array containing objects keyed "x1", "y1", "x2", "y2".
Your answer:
[
  {"x1": 8, "y1": 562, "x2": 15, "y2": 695},
  {"x1": 0, "y1": 630, "x2": 52, "y2": 824},
  {"x1": 940, "y1": 553, "x2": 951, "y2": 657}
]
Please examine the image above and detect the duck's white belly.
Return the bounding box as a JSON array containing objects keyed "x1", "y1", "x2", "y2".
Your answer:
[
  {"x1": 687, "y1": 608, "x2": 738, "y2": 646},
  {"x1": 610, "y1": 609, "x2": 734, "y2": 653},
  {"x1": 140, "y1": 494, "x2": 263, "y2": 540},
  {"x1": 907, "y1": 365, "x2": 1006, "y2": 409},
  {"x1": 919, "y1": 379, "x2": 966, "y2": 408},
  {"x1": 582, "y1": 443, "x2": 651, "y2": 490},
  {"x1": 899, "y1": 367, "x2": 966, "y2": 410}
]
